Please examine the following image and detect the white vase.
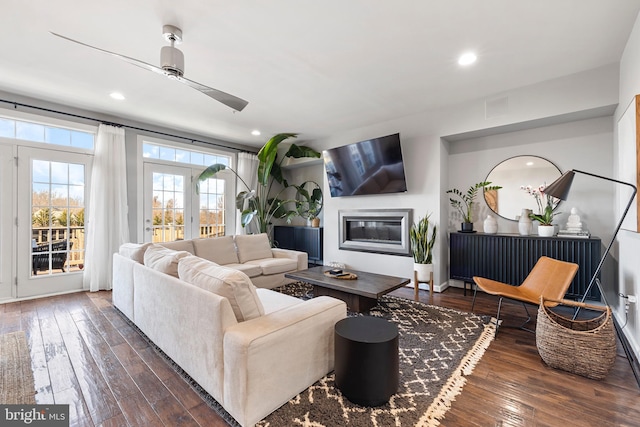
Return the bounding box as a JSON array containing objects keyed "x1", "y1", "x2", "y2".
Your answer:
[
  {"x1": 483, "y1": 215, "x2": 498, "y2": 234},
  {"x1": 538, "y1": 225, "x2": 555, "y2": 237},
  {"x1": 414, "y1": 263, "x2": 433, "y2": 283},
  {"x1": 518, "y1": 209, "x2": 533, "y2": 236}
]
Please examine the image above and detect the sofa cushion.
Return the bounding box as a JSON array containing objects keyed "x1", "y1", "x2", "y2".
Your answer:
[
  {"x1": 144, "y1": 244, "x2": 191, "y2": 277},
  {"x1": 159, "y1": 240, "x2": 195, "y2": 254},
  {"x1": 234, "y1": 233, "x2": 273, "y2": 263},
  {"x1": 246, "y1": 257, "x2": 298, "y2": 275},
  {"x1": 255, "y1": 288, "x2": 301, "y2": 314},
  {"x1": 192, "y1": 236, "x2": 240, "y2": 265},
  {"x1": 178, "y1": 256, "x2": 264, "y2": 322},
  {"x1": 223, "y1": 263, "x2": 262, "y2": 278},
  {"x1": 119, "y1": 242, "x2": 152, "y2": 264}
]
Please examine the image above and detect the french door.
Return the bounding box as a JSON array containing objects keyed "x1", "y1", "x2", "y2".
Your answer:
[
  {"x1": 143, "y1": 162, "x2": 233, "y2": 243},
  {"x1": 16, "y1": 147, "x2": 91, "y2": 298},
  {"x1": 0, "y1": 145, "x2": 14, "y2": 300}
]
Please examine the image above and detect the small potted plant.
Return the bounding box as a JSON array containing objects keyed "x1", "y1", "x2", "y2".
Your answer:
[
  {"x1": 294, "y1": 181, "x2": 323, "y2": 227},
  {"x1": 447, "y1": 181, "x2": 502, "y2": 232},
  {"x1": 522, "y1": 184, "x2": 560, "y2": 236},
  {"x1": 410, "y1": 213, "x2": 437, "y2": 282}
]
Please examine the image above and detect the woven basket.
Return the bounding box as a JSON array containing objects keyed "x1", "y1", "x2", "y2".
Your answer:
[{"x1": 536, "y1": 298, "x2": 616, "y2": 380}]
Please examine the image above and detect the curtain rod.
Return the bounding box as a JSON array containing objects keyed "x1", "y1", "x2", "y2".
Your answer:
[{"x1": 0, "y1": 98, "x2": 251, "y2": 153}]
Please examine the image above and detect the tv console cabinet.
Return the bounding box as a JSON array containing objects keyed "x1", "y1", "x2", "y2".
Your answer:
[
  {"x1": 273, "y1": 226, "x2": 323, "y2": 266},
  {"x1": 449, "y1": 232, "x2": 602, "y2": 300}
]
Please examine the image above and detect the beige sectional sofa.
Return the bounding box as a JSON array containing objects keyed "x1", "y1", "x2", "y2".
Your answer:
[
  {"x1": 112, "y1": 233, "x2": 347, "y2": 427},
  {"x1": 148, "y1": 233, "x2": 308, "y2": 289}
]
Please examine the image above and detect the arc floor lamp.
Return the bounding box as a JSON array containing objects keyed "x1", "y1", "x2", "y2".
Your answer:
[{"x1": 543, "y1": 169, "x2": 637, "y2": 319}]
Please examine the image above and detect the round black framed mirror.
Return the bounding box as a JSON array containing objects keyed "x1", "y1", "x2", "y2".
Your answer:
[{"x1": 484, "y1": 155, "x2": 562, "y2": 221}]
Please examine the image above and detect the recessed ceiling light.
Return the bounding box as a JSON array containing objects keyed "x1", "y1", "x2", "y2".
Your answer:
[
  {"x1": 458, "y1": 52, "x2": 477, "y2": 66},
  {"x1": 110, "y1": 92, "x2": 125, "y2": 100},
  {"x1": 251, "y1": 130, "x2": 261, "y2": 136}
]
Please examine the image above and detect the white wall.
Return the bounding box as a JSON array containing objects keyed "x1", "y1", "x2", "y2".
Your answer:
[
  {"x1": 447, "y1": 116, "x2": 615, "y2": 288},
  {"x1": 308, "y1": 64, "x2": 620, "y2": 294},
  {"x1": 616, "y1": 11, "x2": 640, "y2": 362}
]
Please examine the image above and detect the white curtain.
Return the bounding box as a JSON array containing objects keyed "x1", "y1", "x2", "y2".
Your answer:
[
  {"x1": 236, "y1": 152, "x2": 259, "y2": 235},
  {"x1": 83, "y1": 124, "x2": 129, "y2": 291}
]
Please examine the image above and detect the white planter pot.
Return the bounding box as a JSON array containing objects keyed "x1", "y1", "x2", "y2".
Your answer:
[
  {"x1": 538, "y1": 225, "x2": 555, "y2": 237},
  {"x1": 414, "y1": 263, "x2": 433, "y2": 282}
]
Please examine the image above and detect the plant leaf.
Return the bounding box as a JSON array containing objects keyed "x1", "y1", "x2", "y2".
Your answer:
[
  {"x1": 196, "y1": 163, "x2": 227, "y2": 194},
  {"x1": 285, "y1": 144, "x2": 321, "y2": 159},
  {"x1": 257, "y1": 133, "x2": 298, "y2": 186}
]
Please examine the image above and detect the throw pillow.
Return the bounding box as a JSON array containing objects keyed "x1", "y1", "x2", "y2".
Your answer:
[
  {"x1": 143, "y1": 244, "x2": 190, "y2": 277},
  {"x1": 178, "y1": 256, "x2": 264, "y2": 322},
  {"x1": 234, "y1": 233, "x2": 273, "y2": 263},
  {"x1": 119, "y1": 242, "x2": 152, "y2": 264},
  {"x1": 192, "y1": 235, "x2": 240, "y2": 265}
]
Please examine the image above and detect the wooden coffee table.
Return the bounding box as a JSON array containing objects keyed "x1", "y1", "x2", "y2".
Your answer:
[{"x1": 285, "y1": 266, "x2": 410, "y2": 313}]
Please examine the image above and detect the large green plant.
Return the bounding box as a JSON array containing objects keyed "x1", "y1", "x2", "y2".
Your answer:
[
  {"x1": 446, "y1": 181, "x2": 502, "y2": 223},
  {"x1": 197, "y1": 133, "x2": 321, "y2": 234},
  {"x1": 410, "y1": 213, "x2": 437, "y2": 264}
]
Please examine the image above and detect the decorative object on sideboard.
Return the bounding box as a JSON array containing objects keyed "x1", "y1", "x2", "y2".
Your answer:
[
  {"x1": 558, "y1": 207, "x2": 591, "y2": 238},
  {"x1": 483, "y1": 215, "x2": 498, "y2": 234},
  {"x1": 521, "y1": 183, "x2": 560, "y2": 237},
  {"x1": 410, "y1": 213, "x2": 437, "y2": 284},
  {"x1": 446, "y1": 181, "x2": 502, "y2": 232},
  {"x1": 543, "y1": 169, "x2": 637, "y2": 319},
  {"x1": 294, "y1": 180, "x2": 323, "y2": 228},
  {"x1": 518, "y1": 209, "x2": 533, "y2": 236},
  {"x1": 537, "y1": 224, "x2": 555, "y2": 237},
  {"x1": 197, "y1": 133, "x2": 321, "y2": 237}
]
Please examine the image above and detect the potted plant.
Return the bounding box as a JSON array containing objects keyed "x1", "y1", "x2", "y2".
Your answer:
[
  {"x1": 522, "y1": 184, "x2": 560, "y2": 236},
  {"x1": 294, "y1": 181, "x2": 323, "y2": 227},
  {"x1": 410, "y1": 213, "x2": 437, "y2": 282},
  {"x1": 197, "y1": 133, "x2": 321, "y2": 236},
  {"x1": 446, "y1": 181, "x2": 502, "y2": 232}
]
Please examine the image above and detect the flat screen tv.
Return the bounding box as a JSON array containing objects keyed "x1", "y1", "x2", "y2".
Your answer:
[{"x1": 323, "y1": 133, "x2": 407, "y2": 197}]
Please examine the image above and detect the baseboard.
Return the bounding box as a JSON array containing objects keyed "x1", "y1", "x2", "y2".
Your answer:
[
  {"x1": 613, "y1": 317, "x2": 640, "y2": 388},
  {"x1": 406, "y1": 281, "x2": 449, "y2": 293}
]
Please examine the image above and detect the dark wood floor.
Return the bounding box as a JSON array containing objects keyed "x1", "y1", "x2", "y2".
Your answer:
[{"x1": 1, "y1": 287, "x2": 638, "y2": 427}]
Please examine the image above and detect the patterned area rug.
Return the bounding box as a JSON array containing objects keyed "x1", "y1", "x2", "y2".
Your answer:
[
  {"x1": 255, "y1": 282, "x2": 495, "y2": 427},
  {"x1": 118, "y1": 283, "x2": 495, "y2": 427},
  {"x1": 0, "y1": 331, "x2": 36, "y2": 404}
]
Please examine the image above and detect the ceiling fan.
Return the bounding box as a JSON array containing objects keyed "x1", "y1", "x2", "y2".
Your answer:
[{"x1": 50, "y1": 25, "x2": 248, "y2": 112}]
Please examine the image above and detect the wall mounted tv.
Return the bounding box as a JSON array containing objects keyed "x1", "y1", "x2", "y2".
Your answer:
[{"x1": 323, "y1": 133, "x2": 407, "y2": 197}]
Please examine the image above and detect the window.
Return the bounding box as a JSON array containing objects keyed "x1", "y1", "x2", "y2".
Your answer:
[
  {"x1": 0, "y1": 116, "x2": 94, "y2": 149},
  {"x1": 142, "y1": 141, "x2": 231, "y2": 167}
]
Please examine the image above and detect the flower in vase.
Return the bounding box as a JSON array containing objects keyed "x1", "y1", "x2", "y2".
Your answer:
[{"x1": 520, "y1": 184, "x2": 560, "y2": 225}]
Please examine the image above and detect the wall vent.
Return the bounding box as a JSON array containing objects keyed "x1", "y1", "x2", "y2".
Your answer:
[{"x1": 485, "y1": 96, "x2": 509, "y2": 119}]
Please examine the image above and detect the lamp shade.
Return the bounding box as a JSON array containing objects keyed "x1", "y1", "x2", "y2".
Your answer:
[{"x1": 544, "y1": 170, "x2": 575, "y2": 201}]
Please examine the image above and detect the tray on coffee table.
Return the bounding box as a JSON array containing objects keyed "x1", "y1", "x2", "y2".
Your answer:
[{"x1": 285, "y1": 266, "x2": 410, "y2": 313}]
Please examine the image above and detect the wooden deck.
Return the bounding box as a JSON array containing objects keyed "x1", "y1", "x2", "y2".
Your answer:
[{"x1": 0, "y1": 286, "x2": 637, "y2": 426}]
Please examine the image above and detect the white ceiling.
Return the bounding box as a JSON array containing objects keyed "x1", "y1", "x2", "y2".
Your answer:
[{"x1": 2, "y1": 1, "x2": 640, "y2": 147}]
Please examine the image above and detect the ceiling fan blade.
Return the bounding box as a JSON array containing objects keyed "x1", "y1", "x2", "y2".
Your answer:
[
  {"x1": 176, "y1": 75, "x2": 249, "y2": 112},
  {"x1": 50, "y1": 31, "x2": 168, "y2": 76},
  {"x1": 51, "y1": 30, "x2": 249, "y2": 112}
]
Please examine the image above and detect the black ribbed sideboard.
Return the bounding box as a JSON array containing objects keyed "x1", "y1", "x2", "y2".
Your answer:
[
  {"x1": 273, "y1": 226, "x2": 323, "y2": 266},
  {"x1": 449, "y1": 232, "x2": 602, "y2": 300}
]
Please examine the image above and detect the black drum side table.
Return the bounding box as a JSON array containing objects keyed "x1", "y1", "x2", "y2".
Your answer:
[{"x1": 334, "y1": 316, "x2": 399, "y2": 406}]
